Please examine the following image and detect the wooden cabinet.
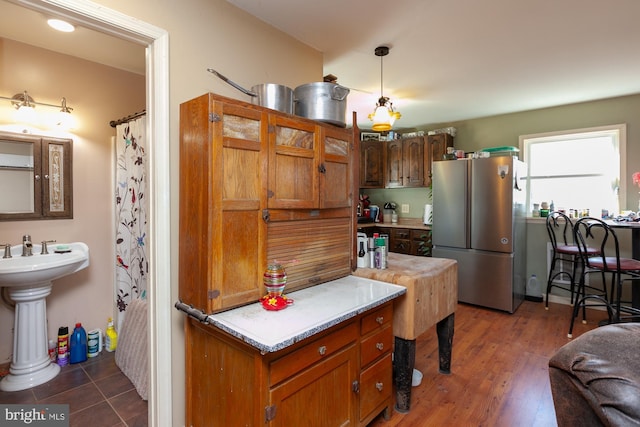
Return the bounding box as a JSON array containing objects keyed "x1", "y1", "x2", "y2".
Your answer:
[
  {"x1": 385, "y1": 137, "x2": 424, "y2": 188},
  {"x1": 358, "y1": 304, "x2": 393, "y2": 424},
  {"x1": 184, "y1": 302, "x2": 394, "y2": 427},
  {"x1": 268, "y1": 116, "x2": 351, "y2": 209},
  {"x1": 179, "y1": 93, "x2": 354, "y2": 314},
  {"x1": 359, "y1": 134, "x2": 453, "y2": 188},
  {"x1": 0, "y1": 132, "x2": 73, "y2": 221},
  {"x1": 359, "y1": 139, "x2": 384, "y2": 188},
  {"x1": 424, "y1": 133, "x2": 454, "y2": 187}
]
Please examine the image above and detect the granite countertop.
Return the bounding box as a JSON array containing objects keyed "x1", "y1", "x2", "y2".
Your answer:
[
  {"x1": 357, "y1": 218, "x2": 431, "y2": 231},
  {"x1": 206, "y1": 275, "x2": 406, "y2": 353}
]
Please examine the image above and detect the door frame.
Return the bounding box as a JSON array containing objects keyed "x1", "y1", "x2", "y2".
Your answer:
[{"x1": 10, "y1": 0, "x2": 172, "y2": 424}]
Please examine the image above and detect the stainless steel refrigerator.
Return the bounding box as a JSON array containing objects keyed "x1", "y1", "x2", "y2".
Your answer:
[{"x1": 432, "y1": 156, "x2": 527, "y2": 313}]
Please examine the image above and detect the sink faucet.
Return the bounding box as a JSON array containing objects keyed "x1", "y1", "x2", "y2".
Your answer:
[
  {"x1": 22, "y1": 235, "x2": 33, "y2": 257},
  {"x1": 1, "y1": 243, "x2": 11, "y2": 259}
]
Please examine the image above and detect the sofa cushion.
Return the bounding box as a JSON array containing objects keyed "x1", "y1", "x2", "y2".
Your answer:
[{"x1": 549, "y1": 323, "x2": 640, "y2": 427}]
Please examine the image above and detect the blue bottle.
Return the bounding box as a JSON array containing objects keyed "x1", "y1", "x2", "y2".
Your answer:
[{"x1": 69, "y1": 322, "x2": 88, "y2": 364}]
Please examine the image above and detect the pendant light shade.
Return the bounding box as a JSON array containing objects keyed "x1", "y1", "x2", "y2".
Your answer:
[{"x1": 368, "y1": 46, "x2": 400, "y2": 132}]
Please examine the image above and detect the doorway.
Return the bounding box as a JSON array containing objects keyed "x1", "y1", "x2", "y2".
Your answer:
[{"x1": 10, "y1": 0, "x2": 172, "y2": 425}]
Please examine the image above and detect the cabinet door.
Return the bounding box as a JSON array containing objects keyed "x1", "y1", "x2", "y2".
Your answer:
[
  {"x1": 321, "y1": 126, "x2": 351, "y2": 208},
  {"x1": 425, "y1": 134, "x2": 454, "y2": 187},
  {"x1": 41, "y1": 138, "x2": 73, "y2": 218},
  {"x1": 268, "y1": 115, "x2": 319, "y2": 209},
  {"x1": 402, "y1": 137, "x2": 424, "y2": 187},
  {"x1": 359, "y1": 353, "x2": 393, "y2": 424},
  {"x1": 269, "y1": 344, "x2": 358, "y2": 427},
  {"x1": 385, "y1": 140, "x2": 403, "y2": 188},
  {"x1": 179, "y1": 94, "x2": 267, "y2": 313},
  {"x1": 359, "y1": 139, "x2": 384, "y2": 188}
]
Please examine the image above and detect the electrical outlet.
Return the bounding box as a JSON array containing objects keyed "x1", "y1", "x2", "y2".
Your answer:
[{"x1": 401, "y1": 204, "x2": 410, "y2": 213}]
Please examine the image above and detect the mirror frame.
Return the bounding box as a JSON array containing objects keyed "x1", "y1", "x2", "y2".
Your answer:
[{"x1": 0, "y1": 131, "x2": 73, "y2": 221}]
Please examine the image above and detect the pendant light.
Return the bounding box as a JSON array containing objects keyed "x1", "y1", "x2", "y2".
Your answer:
[{"x1": 368, "y1": 46, "x2": 401, "y2": 132}]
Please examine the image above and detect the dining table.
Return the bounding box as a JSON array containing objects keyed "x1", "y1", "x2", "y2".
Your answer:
[{"x1": 605, "y1": 219, "x2": 640, "y2": 308}]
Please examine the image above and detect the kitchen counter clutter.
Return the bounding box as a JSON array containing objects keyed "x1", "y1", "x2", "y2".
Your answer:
[
  {"x1": 206, "y1": 275, "x2": 406, "y2": 353},
  {"x1": 353, "y1": 252, "x2": 458, "y2": 412}
]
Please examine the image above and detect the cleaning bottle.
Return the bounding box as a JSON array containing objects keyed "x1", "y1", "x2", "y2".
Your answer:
[
  {"x1": 57, "y1": 326, "x2": 69, "y2": 367},
  {"x1": 105, "y1": 317, "x2": 118, "y2": 352},
  {"x1": 69, "y1": 323, "x2": 88, "y2": 364}
]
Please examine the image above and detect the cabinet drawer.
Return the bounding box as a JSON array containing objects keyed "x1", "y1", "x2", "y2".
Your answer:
[
  {"x1": 411, "y1": 229, "x2": 429, "y2": 240},
  {"x1": 391, "y1": 228, "x2": 411, "y2": 240},
  {"x1": 391, "y1": 239, "x2": 411, "y2": 254},
  {"x1": 270, "y1": 321, "x2": 358, "y2": 386},
  {"x1": 360, "y1": 324, "x2": 392, "y2": 367},
  {"x1": 361, "y1": 303, "x2": 392, "y2": 336},
  {"x1": 359, "y1": 353, "x2": 393, "y2": 422}
]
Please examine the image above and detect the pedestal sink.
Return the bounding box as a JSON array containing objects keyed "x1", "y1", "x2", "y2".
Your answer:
[{"x1": 0, "y1": 242, "x2": 89, "y2": 392}]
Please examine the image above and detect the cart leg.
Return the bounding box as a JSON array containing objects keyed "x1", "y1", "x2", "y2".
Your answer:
[
  {"x1": 393, "y1": 337, "x2": 416, "y2": 413},
  {"x1": 436, "y1": 313, "x2": 455, "y2": 374}
]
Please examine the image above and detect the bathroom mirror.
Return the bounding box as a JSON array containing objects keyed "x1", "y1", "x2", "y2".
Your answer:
[{"x1": 0, "y1": 131, "x2": 73, "y2": 221}]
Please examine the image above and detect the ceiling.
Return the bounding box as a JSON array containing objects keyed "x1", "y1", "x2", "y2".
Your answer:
[{"x1": 2, "y1": 0, "x2": 640, "y2": 130}]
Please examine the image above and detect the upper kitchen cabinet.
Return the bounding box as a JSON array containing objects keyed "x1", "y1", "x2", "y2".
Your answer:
[
  {"x1": 321, "y1": 125, "x2": 352, "y2": 208},
  {"x1": 268, "y1": 116, "x2": 352, "y2": 209},
  {"x1": 424, "y1": 134, "x2": 454, "y2": 187},
  {"x1": 0, "y1": 132, "x2": 73, "y2": 221},
  {"x1": 359, "y1": 139, "x2": 385, "y2": 189},
  {"x1": 385, "y1": 137, "x2": 424, "y2": 188},
  {"x1": 179, "y1": 93, "x2": 268, "y2": 313},
  {"x1": 179, "y1": 93, "x2": 355, "y2": 315}
]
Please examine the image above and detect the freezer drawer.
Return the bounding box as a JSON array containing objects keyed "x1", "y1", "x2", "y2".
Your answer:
[{"x1": 433, "y1": 246, "x2": 523, "y2": 313}]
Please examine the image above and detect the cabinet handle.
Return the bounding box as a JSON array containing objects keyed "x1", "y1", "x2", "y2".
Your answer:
[
  {"x1": 318, "y1": 345, "x2": 327, "y2": 356},
  {"x1": 376, "y1": 316, "x2": 384, "y2": 325},
  {"x1": 352, "y1": 380, "x2": 360, "y2": 393},
  {"x1": 318, "y1": 164, "x2": 326, "y2": 174},
  {"x1": 376, "y1": 342, "x2": 384, "y2": 351},
  {"x1": 375, "y1": 382, "x2": 384, "y2": 392}
]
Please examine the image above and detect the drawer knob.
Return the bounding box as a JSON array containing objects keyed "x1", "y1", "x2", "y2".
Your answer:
[
  {"x1": 318, "y1": 345, "x2": 327, "y2": 356},
  {"x1": 376, "y1": 316, "x2": 384, "y2": 324},
  {"x1": 375, "y1": 382, "x2": 384, "y2": 392},
  {"x1": 376, "y1": 342, "x2": 384, "y2": 351}
]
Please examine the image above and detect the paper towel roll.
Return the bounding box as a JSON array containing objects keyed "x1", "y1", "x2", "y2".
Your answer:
[{"x1": 423, "y1": 204, "x2": 432, "y2": 225}]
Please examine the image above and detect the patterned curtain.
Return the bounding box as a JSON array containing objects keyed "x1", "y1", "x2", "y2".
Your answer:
[{"x1": 115, "y1": 116, "x2": 148, "y2": 329}]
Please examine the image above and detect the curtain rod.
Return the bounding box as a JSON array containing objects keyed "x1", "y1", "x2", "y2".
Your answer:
[{"x1": 109, "y1": 110, "x2": 146, "y2": 128}]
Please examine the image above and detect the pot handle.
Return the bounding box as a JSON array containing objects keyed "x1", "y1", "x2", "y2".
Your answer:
[
  {"x1": 331, "y1": 84, "x2": 350, "y2": 101},
  {"x1": 207, "y1": 68, "x2": 257, "y2": 97}
]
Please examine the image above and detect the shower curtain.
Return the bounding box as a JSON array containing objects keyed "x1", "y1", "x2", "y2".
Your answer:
[{"x1": 114, "y1": 116, "x2": 148, "y2": 330}]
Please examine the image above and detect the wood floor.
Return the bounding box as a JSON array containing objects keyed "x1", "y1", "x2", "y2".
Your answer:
[{"x1": 368, "y1": 300, "x2": 608, "y2": 427}]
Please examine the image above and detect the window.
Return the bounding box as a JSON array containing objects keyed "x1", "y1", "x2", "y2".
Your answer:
[{"x1": 520, "y1": 124, "x2": 626, "y2": 217}]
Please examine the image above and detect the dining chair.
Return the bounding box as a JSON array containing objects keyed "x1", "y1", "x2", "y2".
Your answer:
[
  {"x1": 545, "y1": 212, "x2": 585, "y2": 307},
  {"x1": 568, "y1": 217, "x2": 640, "y2": 338}
]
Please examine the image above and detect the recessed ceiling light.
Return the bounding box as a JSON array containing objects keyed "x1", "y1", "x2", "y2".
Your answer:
[{"x1": 47, "y1": 19, "x2": 75, "y2": 33}]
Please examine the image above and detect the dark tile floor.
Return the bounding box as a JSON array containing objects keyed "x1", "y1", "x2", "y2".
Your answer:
[{"x1": 0, "y1": 351, "x2": 147, "y2": 427}]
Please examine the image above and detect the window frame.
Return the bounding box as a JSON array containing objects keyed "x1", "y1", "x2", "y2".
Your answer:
[{"x1": 519, "y1": 123, "x2": 627, "y2": 217}]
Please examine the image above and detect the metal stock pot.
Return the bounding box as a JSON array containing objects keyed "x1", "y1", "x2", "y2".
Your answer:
[
  {"x1": 294, "y1": 82, "x2": 350, "y2": 127},
  {"x1": 207, "y1": 68, "x2": 294, "y2": 114}
]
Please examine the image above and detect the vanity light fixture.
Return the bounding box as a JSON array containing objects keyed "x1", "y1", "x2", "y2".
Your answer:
[
  {"x1": 0, "y1": 91, "x2": 75, "y2": 129},
  {"x1": 368, "y1": 46, "x2": 401, "y2": 132},
  {"x1": 47, "y1": 18, "x2": 75, "y2": 33}
]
